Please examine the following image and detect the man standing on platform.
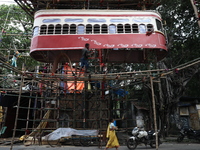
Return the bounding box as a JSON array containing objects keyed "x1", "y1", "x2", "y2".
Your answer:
[{"x1": 80, "y1": 43, "x2": 92, "y2": 73}]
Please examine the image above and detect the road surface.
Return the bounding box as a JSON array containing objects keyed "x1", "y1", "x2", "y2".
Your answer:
[{"x1": 0, "y1": 142, "x2": 200, "y2": 150}]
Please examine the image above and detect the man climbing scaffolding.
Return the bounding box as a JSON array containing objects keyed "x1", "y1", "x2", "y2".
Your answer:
[
  {"x1": 11, "y1": 51, "x2": 20, "y2": 67},
  {"x1": 80, "y1": 43, "x2": 93, "y2": 73}
]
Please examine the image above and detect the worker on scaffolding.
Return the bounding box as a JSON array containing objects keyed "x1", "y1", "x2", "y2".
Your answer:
[
  {"x1": 11, "y1": 51, "x2": 20, "y2": 67},
  {"x1": 80, "y1": 43, "x2": 93, "y2": 74}
]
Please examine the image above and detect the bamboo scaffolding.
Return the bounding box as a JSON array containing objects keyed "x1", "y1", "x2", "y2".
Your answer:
[
  {"x1": 1, "y1": 56, "x2": 200, "y2": 83},
  {"x1": 150, "y1": 76, "x2": 158, "y2": 150},
  {"x1": 1, "y1": 50, "x2": 200, "y2": 148},
  {"x1": 10, "y1": 65, "x2": 24, "y2": 150}
]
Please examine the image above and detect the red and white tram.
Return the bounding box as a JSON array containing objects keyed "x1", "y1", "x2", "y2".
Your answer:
[{"x1": 30, "y1": 9, "x2": 167, "y2": 64}]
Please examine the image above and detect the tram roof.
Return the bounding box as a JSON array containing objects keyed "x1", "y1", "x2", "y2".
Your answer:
[
  {"x1": 14, "y1": 0, "x2": 162, "y2": 18},
  {"x1": 35, "y1": 9, "x2": 161, "y2": 18}
]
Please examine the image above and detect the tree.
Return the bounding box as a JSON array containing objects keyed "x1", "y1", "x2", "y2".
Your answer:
[
  {"x1": 1, "y1": 1, "x2": 200, "y2": 137},
  {"x1": 152, "y1": 0, "x2": 200, "y2": 136},
  {"x1": 0, "y1": 4, "x2": 40, "y2": 72}
]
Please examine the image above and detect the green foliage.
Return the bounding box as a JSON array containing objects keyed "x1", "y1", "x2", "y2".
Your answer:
[
  {"x1": 186, "y1": 73, "x2": 200, "y2": 97},
  {"x1": 0, "y1": 4, "x2": 40, "y2": 71},
  {"x1": 157, "y1": 0, "x2": 200, "y2": 98},
  {"x1": 158, "y1": 0, "x2": 200, "y2": 65}
]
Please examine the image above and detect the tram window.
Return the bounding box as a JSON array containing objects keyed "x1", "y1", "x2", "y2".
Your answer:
[
  {"x1": 88, "y1": 18, "x2": 106, "y2": 23},
  {"x1": 101, "y1": 24, "x2": 108, "y2": 34},
  {"x1": 139, "y1": 24, "x2": 146, "y2": 33},
  {"x1": 65, "y1": 18, "x2": 83, "y2": 23},
  {"x1": 156, "y1": 19, "x2": 162, "y2": 31},
  {"x1": 110, "y1": 19, "x2": 129, "y2": 23},
  {"x1": 48, "y1": 24, "x2": 54, "y2": 34},
  {"x1": 43, "y1": 19, "x2": 61, "y2": 23},
  {"x1": 55, "y1": 24, "x2": 62, "y2": 34},
  {"x1": 94, "y1": 24, "x2": 100, "y2": 34},
  {"x1": 40, "y1": 25, "x2": 47, "y2": 35},
  {"x1": 132, "y1": 18, "x2": 151, "y2": 23},
  {"x1": 147, "y1": 24, "x2": 154, "y2": 32},
  {"x1": 70, "y1": 24, "x2": 76, "y2": 34},
  {"x1": 63, "y1": 24, "x2": 69, "y2": 34},
  {"x1": 33, "y1": 26, "x2": 39, "y2": 36},
  {"x1": 117, "y1": 24, "x2": 123, "y2": 33},
  {"x1": 132, "y1": 24, "x2": 138, "y2": 33},
  {"x1": 125, "y1": 24, "x2": 131, "y2": 33},
  {"x1": 109, "y1": 24, "x2": 116, "y2": 34},
  {"x1": 86, "y1": 24, "x2": 92, "y2": 34},
  {"x1": 77, "y1": 24, "x2": 84, "y2": 34}
]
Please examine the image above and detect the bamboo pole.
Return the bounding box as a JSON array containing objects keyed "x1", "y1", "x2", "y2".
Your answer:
[
  {"x1": 56, "y1": 80, "x2": 60, "y2": 129},
  {"x1": 150, "y1": 76, "x2": 158, "y2": 150},
  {"x1": 32, "y1": 93, "x2": 37, "y2": 133},
  {"x1": 24, "y1": 80, "x2": 33, "y2": 137},
  {"x1": 0, "y1": 49, "x2": 29, "y2": 51},
  {"x1": 1, "y1": 56, "x2": 200, "y2": 83},
  {"x1": 10, "y1": 64, "x2": 24, "y2": 150}
]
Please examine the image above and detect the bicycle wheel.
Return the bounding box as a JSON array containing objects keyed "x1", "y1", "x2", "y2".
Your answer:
[
  {"x1": 47, "y1": 135, "x2": 60, "y2": 147},
  {"x1": 80, "y1": 136, "x2": 91, "y2": 146}
]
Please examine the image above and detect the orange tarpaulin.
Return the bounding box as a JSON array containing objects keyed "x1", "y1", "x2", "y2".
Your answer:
[
  {"x1": 62, "y1": 63, "x2": 85, "y2": 93},
  {"x1": 38, "y1": 63, "x2": 86, "y2": 94}
]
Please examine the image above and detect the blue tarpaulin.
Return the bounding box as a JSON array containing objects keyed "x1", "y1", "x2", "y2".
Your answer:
[{"x1": 113, "y1": 89, "x2": 128, "y2": 97}]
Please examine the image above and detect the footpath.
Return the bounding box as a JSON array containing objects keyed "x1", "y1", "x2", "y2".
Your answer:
[
  {"x1": 0, "y1": 136, "x2": 180, "y2": 146},
  {"x1": 0, "y1": 136, "x2": 197, "y2": 150},
  {"x1": 1, "y1": 136, "x2": 199, "y2": 150}
]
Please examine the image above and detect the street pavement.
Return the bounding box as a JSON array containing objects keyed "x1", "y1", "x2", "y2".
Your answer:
[
  {"x1": 1, "y1": 137, "x2": 200, "y2": 150},
  {"x1": 0, "y1": 142, "x2": 200, "y2": 150}
]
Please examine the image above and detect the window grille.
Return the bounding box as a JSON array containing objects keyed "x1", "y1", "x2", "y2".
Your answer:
[
  {"x1": 55, "y1": 24, "x2": 62, "y2": 34},
  {"x1": 48, "y1": 24, "x2": 54, "y2": 34},
  {"x1": 40, "y1": 25, "x2": 47, "y2": 35},
  {"x1": 70, "y1": 24, "x2": 76, "y2": 34},
  {"x1": 125, "y1": 24, "x2": 131, "y2": 33},
  {"x1": 117, "y1": 24, "x2": 124, "y2": 33},
  {"x1": 63, "y1": 24, "x2": 69, "y2": 34},
  {"x1": 86, "y1": 24, "x2": 92, "y2": 34}
]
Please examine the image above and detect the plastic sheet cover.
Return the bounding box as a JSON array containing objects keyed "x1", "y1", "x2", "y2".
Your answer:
[{"x1": 42, "y1": 128, "x2": 98, "y2": 140}]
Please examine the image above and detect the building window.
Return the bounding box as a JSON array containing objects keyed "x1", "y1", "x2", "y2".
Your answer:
[
  {"x1": 94, "y1": 24, "x2": 100, "y2": 34},
  {"x1": 101, "y1": 24, "x2": 108, "y2": 34},
  {"x1": 77, "y1": 24, "x2": 84, "y2": 34},
  {"x1": 48, "y1": 24, "x2": 54, "y2": 34},
  {"x1": 132, "y1": 18, "x2": 151, "y2": 23},
  {"x1": 70, "y1": 24, "x2": 76, "y2": 34},
  {"x1": 110, "y1": 19, "x2": 129, "y2": 23},
  {"x1": 125, "y1": 24, "x2": 131, "y2": 33},
  {"x1": 132, "y1": 24, "x2": 138, "y2": 33},
  {"x1": 65, "y1": 18, "x2": 83, "y2": 23},
  {"x1": 147, "y1": 24, "x2": 154, "y2": 32},
  {"x1": 156, "y1": 19, "x2": 162, "y2": 31},
  {"x1": 33, "y1": 26, "x2": 39, "y2": 36},
  {"x1": 55, "y1": 24, "x2": 62, "y2": 34},
  {"x1": 86, "y1": 24, "x2": 92, "y2": 34},
  {"x1": 109, "y1": 24, "x2": 116, "y2": 34},
  {"x1": 43, "y1": 19, "x2": 61, "y2": 23},
  {"x1": 139, "y1": 24, "x2": 146, "y2": 33},
  {"x1": 117, "y1": 24, "x2": 124, "y2": 33},
  {"x1": 40, "y1": 25, "x2": 47, "y2": 35},
  {"x1": 63, "y1": 24, "x2": 69, "y2": 34},
  {"x1": 88, "y1": 18, "x2": 106, "y2": 23}
]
